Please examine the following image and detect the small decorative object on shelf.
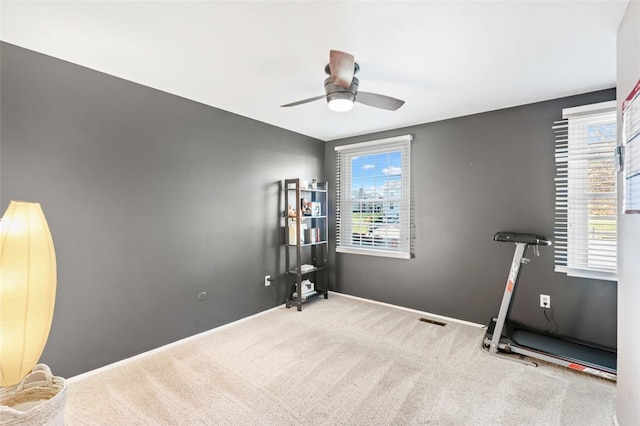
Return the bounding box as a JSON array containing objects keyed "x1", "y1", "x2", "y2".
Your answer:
[
  {"x1": 283, "y1": 178, "x2": 328, "y2": 311},
  {"x1": 301, "y1": 198, "x2": 312, "y2": 216},
  {"x1": 311, "y1": 202, "x2": 321, "y2": 216}
]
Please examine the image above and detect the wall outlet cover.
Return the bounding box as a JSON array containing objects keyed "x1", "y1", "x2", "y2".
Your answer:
[{"x1": 540, "y1": 294, "x2": 551, "y2": 308}]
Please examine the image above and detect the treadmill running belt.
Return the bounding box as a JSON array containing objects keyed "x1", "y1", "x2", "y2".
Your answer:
[{"x1": 512, "y1": 329, "x2": 617, "y2": 372}]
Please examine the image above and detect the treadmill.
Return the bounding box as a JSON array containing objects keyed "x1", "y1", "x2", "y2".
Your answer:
[{"x1": 483, "y1": 231, "x2": 616, "y2": 381}]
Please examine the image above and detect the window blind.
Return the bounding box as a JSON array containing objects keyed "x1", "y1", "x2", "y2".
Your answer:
[
  {"x1": 335, "y1": 135, "x2": 412, "y2": 259},
  {"x1": 553, "y1": 101, "x2": 617, "y2": 281}
]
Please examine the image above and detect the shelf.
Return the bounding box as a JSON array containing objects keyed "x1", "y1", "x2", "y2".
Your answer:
[
  {"x1": 300, "y1": 188, "x2": 327, "y2": 193},
  {"x1": 288, "y1": 265, "x2": 327, "y2": 275},
  {"x1": 288, "y1": 290, "x2": 327, "y2": 305},
  {"x1": 288, "y1": 241, "x2": 327, "y2": 247},
  {"x1": 284, "y1": 178, "x2": 328, "y2": 311}
]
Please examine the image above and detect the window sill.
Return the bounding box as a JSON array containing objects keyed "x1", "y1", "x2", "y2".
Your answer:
[
  {"x1": 336, "y1": 246, "x2": 411, "y2": 259},
  {"x1": 555, "y1": 266, "x2": 617, "y2": 282}
]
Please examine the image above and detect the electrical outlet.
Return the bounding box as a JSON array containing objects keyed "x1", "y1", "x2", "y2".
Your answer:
[
  {"x1": 540, "y1": 294, "x2": 551, "y2": 309},
  {"x1": 264, "y1": 275, "x2": 271, "y2": 287}
]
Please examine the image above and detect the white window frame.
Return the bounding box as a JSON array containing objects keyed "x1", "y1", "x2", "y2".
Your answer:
[
  {"x1": 554, "y1": 101, "x2": 617, "y2": 281},
  {"x1": 335, "y1": 135, "x2": 412, "y2": 259}
]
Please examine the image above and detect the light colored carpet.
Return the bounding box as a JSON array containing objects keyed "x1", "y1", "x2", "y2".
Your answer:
[{"x1": 65, "y1": 293, "x2": 616, "y2": 425}]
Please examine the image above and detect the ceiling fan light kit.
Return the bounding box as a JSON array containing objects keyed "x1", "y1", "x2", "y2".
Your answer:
[
  {"x1": 328, "y1": 95, "x2": 354, "y2": 112},
  {"x1": 281, "y1": 50, "x2": 405, "y2": 112},
  {"x1": 325, "y1": 76, "x2": 357, "y2": 112}
]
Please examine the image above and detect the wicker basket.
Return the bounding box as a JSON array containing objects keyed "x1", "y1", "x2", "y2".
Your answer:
[{"x1": 0, "y1": 364, "x2": 66, "y2": 425}]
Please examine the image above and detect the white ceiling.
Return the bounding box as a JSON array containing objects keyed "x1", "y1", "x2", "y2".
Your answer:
[{"x1": 0, "y1": 1, "x2": 629, "y2": 141}]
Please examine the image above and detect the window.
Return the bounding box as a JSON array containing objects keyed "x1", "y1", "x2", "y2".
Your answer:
[
  {"x1": 335, "y1": 135, "x2": 412, "y2": 259},
  {"x1": 553, "y1": 101, "x2": 617, "y2": 281}
]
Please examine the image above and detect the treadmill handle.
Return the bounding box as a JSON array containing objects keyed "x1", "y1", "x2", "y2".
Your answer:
[{"x1": 493, "y1": 231, "x2": 552, "y2": 246}]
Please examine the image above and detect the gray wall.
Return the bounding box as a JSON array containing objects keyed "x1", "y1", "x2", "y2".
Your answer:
[
  {"x1": 616, "y1": 2, "x2": 640, "y2": 423},
  {"x1": 1, "y1": 40, "x2": 619, "y2": 381},
  {"x1": 326, "y1": 89, "x2": 617, "y2": 348},
  {"x1": 0, "y1": 42, "x2": 325, "y2": 378}
]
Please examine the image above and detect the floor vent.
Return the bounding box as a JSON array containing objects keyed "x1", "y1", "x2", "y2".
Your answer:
[{"x1": 419, "y1": 317, "x2": 447, "y2": 327}]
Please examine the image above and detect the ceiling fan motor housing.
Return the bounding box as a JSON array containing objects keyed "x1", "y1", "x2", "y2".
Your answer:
[
  {"x1": 324, "y1": 76, "x2": 359, "y2": 104},
  {"x1": 323, "y1": 62, "x2": 360, "y2": 77}
]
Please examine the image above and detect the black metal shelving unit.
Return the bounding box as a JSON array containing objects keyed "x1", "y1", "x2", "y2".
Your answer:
[{"x1": 284, "y1": 178, "x2": 328, "y2": 311}]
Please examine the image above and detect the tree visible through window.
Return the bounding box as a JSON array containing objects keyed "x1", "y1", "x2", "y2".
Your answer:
[{"x1": 587, "y1": 122, "x2": 617, "y2": 265}]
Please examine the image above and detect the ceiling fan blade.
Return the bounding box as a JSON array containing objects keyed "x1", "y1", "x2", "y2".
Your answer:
[
  {"x1": 329, "y1": 50, "x2": 355, "y2": 89},
  {"x1": 355, "y1": 91, "x2": 405, "y2": 111},
  {"x1": 280, "y1": 95, "x2": 326, "y2": 108}
]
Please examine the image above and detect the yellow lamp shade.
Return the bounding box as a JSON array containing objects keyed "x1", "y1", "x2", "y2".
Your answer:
[{"x1": 0, "y1": 201, "x2": 57, "y2": 387}]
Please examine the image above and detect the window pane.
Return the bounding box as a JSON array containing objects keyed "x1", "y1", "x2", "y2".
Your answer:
[
  {"x1": 587, "y1": 122, "x2": 616, "y2": 144},
  {"x1": 384, "y1": 175, "x2": 402, "y2": 199},
  {"x1": 555, "y1": 104, "x2": 617, "y2": 280},
  {"x1": 351, "y1": 151, "x2": 402, "y2": 199},
  {"x1": 336, "y1": 136, "x2": 411, "y2": 258}
]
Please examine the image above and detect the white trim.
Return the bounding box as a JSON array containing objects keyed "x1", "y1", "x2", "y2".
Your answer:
[
  {"x1": 335, "y1": 135, "x2": 412, "y2": 257},
  {"x1": 567, "y1": 268, "x2": 617, "y2": 282},
  {"x1": 68, "y1": 292, "x2": 483, "y2": 383},
  {"x1": 562, "y1": 100, "x2": 616, "y2": 118},
  {"x1": 66, "y1": 304, "x2": 283, "y2": 383},
  {"x1": 336, "y1": 246, "x2": 411, "y2": 259},
  {"x1": 334, "y1": 134, "x2": 412, "y2": 152},
  {"x1": 558, "y1": 265, "x2": 618, "y2": 282},
  {"x1": 330, "y1": 291, "x2": 485, "y2": 328}
]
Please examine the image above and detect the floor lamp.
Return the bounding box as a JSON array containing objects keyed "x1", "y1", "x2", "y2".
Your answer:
[{"x1": 0, "y1": 201, "x2": 66, "y2": 424}]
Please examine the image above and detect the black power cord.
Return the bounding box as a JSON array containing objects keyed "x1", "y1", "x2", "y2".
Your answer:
[{"x1": 543, "y1": 307, "x2": 559, "y2": 335}]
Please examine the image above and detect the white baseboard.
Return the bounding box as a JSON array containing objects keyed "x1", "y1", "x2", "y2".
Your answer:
[
  {"x1": 68, "y1": 293, "x2": 482, "y2": 383},
  {"x1": 66, "y1": 304, "x2": 283, "y2": 384},
  {"x1": 329, "y1": 291, "x2": 485, "y2": 328}
]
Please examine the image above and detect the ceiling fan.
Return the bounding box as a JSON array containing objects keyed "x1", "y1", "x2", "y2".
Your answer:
[{"x1": 281, "y1": 50, "x2": 405, "y2": 112}]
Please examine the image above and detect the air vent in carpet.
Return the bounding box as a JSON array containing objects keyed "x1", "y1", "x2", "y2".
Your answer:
[{"x1": 419, "y1": 317, "x2": 446, "y2": 327}]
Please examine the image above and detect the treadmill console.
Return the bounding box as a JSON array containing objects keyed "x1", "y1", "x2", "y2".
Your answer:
[{"x1": 493, "y1": 231, "x2": 551, "y2": 246}]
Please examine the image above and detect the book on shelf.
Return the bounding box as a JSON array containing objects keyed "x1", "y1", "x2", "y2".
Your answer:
[
  {"x1": 300, "y1": 264, "x2": 315, "y2": 273},
  {"x1": 288, "y1": 222, "x2": 308, "y2": 245},
  {"x1": 303, "y1": 227, "x2": 321, "y2": 244},
  {"x1": 292, "y1": 290, "x2": 318, "y2": 300}
]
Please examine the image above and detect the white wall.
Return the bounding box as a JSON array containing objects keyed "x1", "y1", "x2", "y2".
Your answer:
[{"x1": 616, "y1": 2, "x2": 640, "y2": 424}]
